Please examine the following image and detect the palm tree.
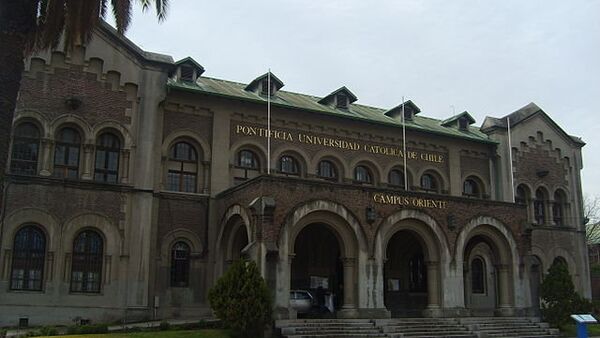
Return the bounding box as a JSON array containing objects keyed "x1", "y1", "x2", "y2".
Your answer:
[{"x1": 0, "y1": 0, "x2": 168, "y2": 186}]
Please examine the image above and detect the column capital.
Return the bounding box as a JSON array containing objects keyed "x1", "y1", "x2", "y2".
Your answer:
[
  {"x1": 425, "y1": 260, "x2": 440, "y2": 267},
  {"x1": 495, "y1": 263, "x2": 510, "y2": 271},
  {"x1": 341, "y1": 257, "x2": 356, "y2": 267}
]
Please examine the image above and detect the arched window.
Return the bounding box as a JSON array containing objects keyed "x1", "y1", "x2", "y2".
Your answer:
[
  {"x1": 354, "y1": 165, "x2": 372, "y2": 184},
  {"x1": 471, "y1": 257, "x2": 485, "y2": 294},
  {"x1": 171, "y1": 241, "x2": 190, "y2": 287},
  {"x1": 10, "y1": 225, "x2": 45, "y2": 290},
  {"x1": 388, "y1": 169, "x2": 405, "y2": 188},
  {"x1": 463, "y1": 178, "x2": 480, "y2": 197},
  {"x1": 10, "y1": 123, "x2": 40, "y2": 175},
  {"x1": 167, "y1": 142, "x2": 198, "y2": 193},
  {"x1": 553, "y1": 190, "x2": 566, "y2": 226},
  {"x1": 534, "y1": 188, "x2": 546, "y2": 225},
  {"x1": 237, "y1": 149, "x2": 259, "y2": 169},
  {"x1": 420, "y1": 173, "x2": 438, "y2": 192},
  {"x1": 279, "y1": 155, "x2": 299, "y2": 175},
  {"x1": 516, "y1": 185, "x2": 528, "y2": 205},
  {"x1": 317, "y1": 160, "x2": 337, "y2": 180},
  {"x1": 54, "y1": 127, "x2": 81, "y2": 179},
  {"x1": 70, "y1": 230, "x2": 103, "y2": 293},
  {"x1": 409, "y1": 253, "x2": 426, "y2": 292},
  {"x1": 94, "y1": 133, "x2": 120, "y2": 184}
]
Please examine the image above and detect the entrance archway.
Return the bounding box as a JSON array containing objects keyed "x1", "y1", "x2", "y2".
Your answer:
[
  {"x1": 291, "y1": 223, "x2": 343, "y2": 315},
  {"x1": 529, "y1": 255, "x2": 543, "y2": 316},
  {"x1": 215, "y1": 211, "x2": 251, "y2": 276},
  {"x1": 463, "y1": 238, "x2": 498, "y2": 316},
  {"x1": 384, "y1": 230, "x2": 429, "y2": 317}
]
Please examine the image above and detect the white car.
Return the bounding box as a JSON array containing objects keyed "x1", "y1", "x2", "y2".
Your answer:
[{"x1": 290, "y1": 290, "x2": 314, "y2": 314}]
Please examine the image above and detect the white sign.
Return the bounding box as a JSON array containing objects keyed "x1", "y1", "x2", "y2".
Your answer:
[{"x1": 571, "y1": 314, "x2": 597, "y2": 323}]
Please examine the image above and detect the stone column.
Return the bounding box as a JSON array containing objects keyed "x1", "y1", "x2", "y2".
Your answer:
[
  {"x1": 81, "y1": 144, "x2": 94, "y2": 180},
  {"x1": 495, "y1": 264, "x2": 514, "y2": 316},
  {"x1": 120, "y1": 149, "x2": 130, "y2": 184},
  {"x1": 423, "y1": 260, "x2": 442, "y2": 317},
  {"x1": 341, "y1": 257, "x2": 356, "y2": 309},
  {"x1": 39, "y1": 138, "x2": 53, "y2": 176}
]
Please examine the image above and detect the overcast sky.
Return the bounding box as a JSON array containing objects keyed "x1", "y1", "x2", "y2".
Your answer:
[{"x1": 113, "y1": 0, "x2": 600, "y2": 197}]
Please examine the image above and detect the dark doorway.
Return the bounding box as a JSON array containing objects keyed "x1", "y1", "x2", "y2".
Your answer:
[
  {"x1": 384, "y1": 231, "x2": 428, "y2": 317},
  {"x1": 529, "y1": 256, "x2": 542, "y2": 316},
  {"x1": 291, "y1": 223, "x2": 342, "y2": 316}
]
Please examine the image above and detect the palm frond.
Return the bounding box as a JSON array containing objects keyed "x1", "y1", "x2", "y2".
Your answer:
[
  {"x1": 111, "y1": 0, "x2": 132, "y2": 33},
  {"x1": 155, "y1": 0, "x2": 168, "y2": 21}
]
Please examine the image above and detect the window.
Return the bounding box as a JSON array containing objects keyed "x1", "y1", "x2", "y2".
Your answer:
[
  {"x1": 336, "y1": 94, "x2": 348, "y2": 109},
  {"x1": 10, "y1": 225, "x2": 45, "y2": 291},
  {"x1": 459, "y1": 118, "x2": 469, "y2": 130},
  {"x1": 261, "y1": 80, "x2": 274, "y2": 96},
  {"x1": 238, "y1": 149, "x2": 259, "y2": 169},
  {"x1": 54, "y1": 127, "x2": 81, "y2": 179},
  {"x1": 534, "y1": 189, "x2": 546, "y2": 225},
  {"x1": 180, "y1": 65, "x2": 194, "y2": 82},
  {"x1": 171, "y1": 241, "x2": 190, "y2": 287},
  {"x1": 317, "y1": 160, "x2": 337, "y2": 180},
  {"x1": 70, "y1": 230, "x2": 103, "y2": 293},
  {"x1": 94, "y1": 133, "x2": 120, "y2": 184},
  {"x1": 388, "y1": 169, "x2": 405, "y2": 187},
  {"x1": 409, "y1": 253, "x2": 426, "y2": 292},
  {"x1": 471, "y1": 257, "x2": 485, "y2": 294},
  {"x1": 167, "y1": 142, "x2": 198, "y2": 193},
  {"x1": 463, "y1": 178, "x2": 480, "y2": 197},
  {"x1": 279, "y1": 155, "x2": 299, "y2": 175},
  {"x1": 354, "y1": 165, "x2": 372, "y2": 184},
  {"x1": 420, "y1": 173, "x2": 438, "y2": 192},
  {"x1": 553, "y1": 190, "x2": 565, "y2": 226},
  {"x1": 10, "y1": 123, "x2": 40, "y2": 175},
  {"x1": 516, "y1": 185, "x2": 528, "y2": 205}
]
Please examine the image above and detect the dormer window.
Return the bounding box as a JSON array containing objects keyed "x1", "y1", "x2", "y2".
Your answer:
[
  {"x1": 404, "y1": 109, "x2": 413, "y2": 121},
  {"x1": 336, "y1": 94, "x2": 348, "y2": 109},
  {"x1": 261, "y1": 80, "x2": 275, "y2": 96},
  {"x1": 180, "y1": 65, "x2": 195, "y2": 82},
  {"x1": 459, "y1": 118, "x2": 469, "y2": 131},
  {"x1": 245, "y1": 72, "x2": 284, "y2": 97}
]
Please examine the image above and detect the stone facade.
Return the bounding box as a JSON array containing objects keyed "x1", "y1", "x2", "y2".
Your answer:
[{"x1": 0, "y1": 23, "x2": 589, "y2": 326}]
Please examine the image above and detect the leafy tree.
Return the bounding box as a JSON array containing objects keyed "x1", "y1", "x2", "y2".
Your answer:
[
  {"x1": 0, "y1": 0, "x2": 168, "y2": 215},
  {"x1": 540, "y1": 261, "x2": 592, "y2": 327},
  {"x1": 208, "y1": 259, "x2": 271, "y2": 338}
]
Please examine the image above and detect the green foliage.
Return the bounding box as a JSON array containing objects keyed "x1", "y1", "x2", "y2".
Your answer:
[
  {"x1": 35, "y1": 326, "x2": 58, "y2": 336},
  {"x1": 65, "y1": 323, "x2": 109, "y2": 334},
  {"x1": 208, "y1": 259, "x2": 271, "y2": 338},
  {"x1": 540, "y1": 262, "x2": 592, "y2": 327},
  {"x1": 159, "y1": 321, "x2": 171, "y2": 331}
]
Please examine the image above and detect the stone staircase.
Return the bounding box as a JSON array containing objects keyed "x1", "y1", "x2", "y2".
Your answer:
[
  {"x1": 275, "y1": 317, "x2": 559, "y2": 338},
  {"x1": 276, "y1": 319, "x2": 386, "y2": 338},
  {"x1": 458, "y1": 317, "x2": 559, "y2": 338}
]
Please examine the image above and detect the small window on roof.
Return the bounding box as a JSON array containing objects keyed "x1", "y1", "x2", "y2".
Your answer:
[
  {"x1": 261, "y1": 80, "x2": 275, "y2": 96},
  {"x1": 180, "y1": 65, "x2": 194, "y2": 82},
  {"x1": 336, "y1": 94, "x2": 348, "y2": 109},
  {"x1": 459, "y1": 118, "x2": 469, "y2": 130}
]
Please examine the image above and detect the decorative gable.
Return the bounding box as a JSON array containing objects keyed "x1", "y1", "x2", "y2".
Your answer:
[
  {"x1": 174, "y1": 57, "x2": 205, "y2": 83},
  {"x1": 384, "y1": 100, "x2": 421, "y2": 121},
  {"x1": 245, "y1": 72, "x2": 284, "y2": 97},
  {"x1": 318, "y1": 87, "x2": 357, "y2": 109}
]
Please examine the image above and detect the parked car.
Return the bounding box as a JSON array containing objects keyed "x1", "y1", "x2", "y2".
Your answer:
[{"x1": 290, "y1": 290, "x2": 314, "y2": 314}]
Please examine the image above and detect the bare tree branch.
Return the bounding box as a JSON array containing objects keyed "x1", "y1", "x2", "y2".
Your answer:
[{"x1": 585, "y1": 195, "x2": 600, "y2": 244}]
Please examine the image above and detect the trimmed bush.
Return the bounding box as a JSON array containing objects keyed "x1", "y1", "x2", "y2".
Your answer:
[
  {"x1": 159, "y1": 321, "x2": 170, "y2": 331},
  {"x1": 208, "y1": 259, "x2": 271, "y2": 338},
  {"x1": 541, "y1": 262, "x2": 592, "y2": 327}
]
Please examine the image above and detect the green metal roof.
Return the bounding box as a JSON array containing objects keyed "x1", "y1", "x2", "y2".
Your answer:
[{"x1": 167, "y1": 76, "x2": 496, "y2": 144}]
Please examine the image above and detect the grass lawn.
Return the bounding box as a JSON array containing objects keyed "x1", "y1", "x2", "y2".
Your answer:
[
  {"x1": 560, "y1": 324, "x2": 600, "y2": 336},
  {"x1": 37, "y1": 329, "x2": 231, "y2": 338}
]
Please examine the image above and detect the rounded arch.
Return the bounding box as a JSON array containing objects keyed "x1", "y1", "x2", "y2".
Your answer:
[
  {"x1": 3, "y1": 208, "x2": 60, "y2": 252},
  {"x1": 280, "y1": 200, "x2": 367, "y2": 259},
  {"x1": 455, "y1": 216, "x2": 519, "y2": 267},
  {"x1": 462, "y1": 173, "x2": 488, "y2": 197},
  {"x1": 50, "y1": 114, "x2": 93, "y2": 142},
  {"x1": 62, "y1": 212, "x2": 121, "y2": 256},
  {"x1": 272, "y1": 146, "x2": 310, "y2": 176},
  {"x1": 163, "y1": 130, "x2": 210, "y2": 161},
  {"x1": 12, "y1": 112, "x2": 48, "y2": 137},
  {"x1": 216, "y1": 205, "x2": 253, "y2": 260},
  {"x1": 160, "y1": 228, "x2": 203, "y2": 260},
  {"x1": 416, "y1": 166, "x2": 448, "y2": 193},
  {"x1": 230, "y1": 140, "x2": 267, "y2": 170},
  {"x1": 93, "y1": 121, "x2": 133, "y2": 149},
  {"x1": 534, "y1": 185, "x2": 551, "y2": 199},
  {"x1": 374, "y1": 209, "x2": 450, "y2": 261},
  {"x1": 311, "y1": 149, "x2": 349, "y2": 178},
  {"x1": 349, "y1": 157, "x2": 383, "y2": 184},
  {"x1": 383, "y1": 163, "x2": 414, "y2": 186},
  {"x1": 548, "y1": 248, "x2": 577, "y2": 276},
  {"x1": 530, "y1": 245, "x2": 547, "y2": 272}
]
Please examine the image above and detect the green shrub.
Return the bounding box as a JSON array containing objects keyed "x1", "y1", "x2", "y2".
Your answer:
[
  {"x1": 541, "y1": 262, "x2": 592, "y2": 327},
  {"x1": 159, "y1": 321, "x2": 170, "y2": 331},
  {"x1": 208, "y1": 259, "x2": 271, "y2": 338},
  {"x1": 66, "y1": 324, "x2": 108, "y2": 334},
  {"x1": 37, "y1": 326, "x2": 58, "y2": 336}
]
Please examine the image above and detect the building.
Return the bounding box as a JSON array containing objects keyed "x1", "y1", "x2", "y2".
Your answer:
[{"x1": 0, "y1": 22, "x2": 589, "y2": 326}]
